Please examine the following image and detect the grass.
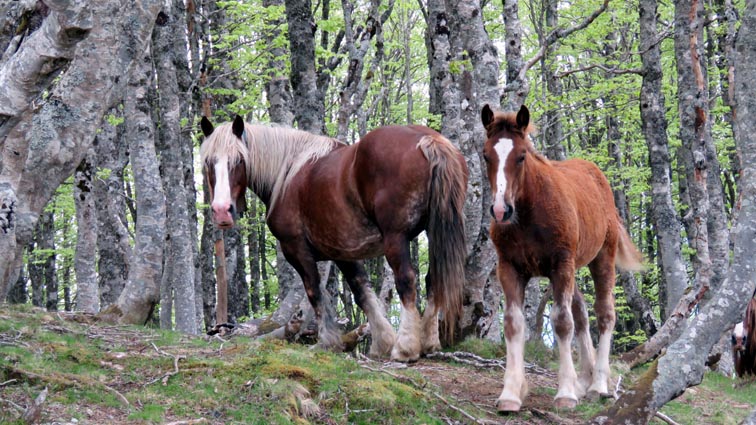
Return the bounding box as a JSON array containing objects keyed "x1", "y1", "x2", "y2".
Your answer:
[
  {"x1": 2, "y1": 305, "x2": 755, "y2": 424},
  {"x1": 0, "y1": 306, "x2": 463, "y2": 424}
]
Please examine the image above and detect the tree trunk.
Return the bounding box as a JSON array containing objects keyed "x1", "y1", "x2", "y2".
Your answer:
[
  {"x1": 99, "y1": 43, "x2": 166, "y2": 326},
  {"x1": 0, "y1": 0, "x2": 92, "y2": 299},
  {"x1": 7, "y1": 263, "x2": 27, "y2": 304},
  {"x1": 590, "y1": 2, "x2": 756, "y2": 421},
  {"x1": 0, "y1": 0, "x2": 161, "y2": 300},
  {"x1": 94, "y1": 109, "x2": 131, "y2": 308},
  {"x1": 285, "y1": 0, "x2": 325, "y2": 134},
  {"x1": 439, "y1": 0, "x2": 501, "y2": 342},
  {"x1": 154, "y1": 7, "x2": 199, "y2": 334},
  {"x1": 74, "y1": 149, "x2": 99, "y2": 313}
]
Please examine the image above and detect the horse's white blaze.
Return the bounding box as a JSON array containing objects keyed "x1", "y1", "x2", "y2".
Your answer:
[
  {"x1": 499, "y1": 304, "x2": 526, "y2": 406},
  {"x1": 734, "y1": 322, "x2": 745, "y2": 338},
  {"x1": 493, "y1": 138, "x2": 513, "y2": 220},
  {"x1": 212, "y1": 156, "x2": 232, "y2": 217}
]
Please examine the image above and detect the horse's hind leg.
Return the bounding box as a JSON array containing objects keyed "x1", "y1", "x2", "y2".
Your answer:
[
  {"x1": 496, "y1": 262, "x2": 529, "y2": 413},
  {"x1": 587, "y1": 256, "x2": 617, "y2": 399},
  {"x1": 551, "y1": 259, "x2": 580, "y2": 409},
  {"x1": 281, "y1": 245, "x2": 343, "y2": 351},
  {"x1": 572, "y1": 287, "x2": 595, "y2": 398},
  {"x1": 420, "y1": 283, "x2": 441, "y2": 355},
  {"x1": 335, "y1": 260, "x2": 396, "y2": 358},
  {"x1": 384, "y1": 234, "x2": 422, "y2": 362}
]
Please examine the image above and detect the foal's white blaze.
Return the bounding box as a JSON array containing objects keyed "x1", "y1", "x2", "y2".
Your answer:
[
  {"x1": 211, "y1": 156, "x2": 234, "y2": 225},
  {"x1": 734, "y1": 322, "x2": 745, "y2": 338},
  {"x1": 492, "y1": 138, "x2": 514, "y2": 221}
]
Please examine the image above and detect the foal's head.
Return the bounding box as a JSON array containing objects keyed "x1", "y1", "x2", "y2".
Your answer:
[
  {"x1": 200, "y1": 115, "x2": 249, "y2": 229},
  {"x1": 480, "y1": 104, "x2": 537, "y2": 224}
]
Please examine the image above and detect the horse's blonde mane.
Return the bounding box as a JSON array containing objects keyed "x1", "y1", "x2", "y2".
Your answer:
[{"x1": 200, "y1": 121, "x2": 341, "y2": 212}]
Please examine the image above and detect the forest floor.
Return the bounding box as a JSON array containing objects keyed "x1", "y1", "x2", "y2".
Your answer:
[{"x1": 1, "y1": 304, "x2": 755, "y2": 424}]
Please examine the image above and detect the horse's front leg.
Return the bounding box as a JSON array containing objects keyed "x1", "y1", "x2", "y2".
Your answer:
[
  {"x1": 496, "y1": 262, "x2": 529, "y2": 413},
  {"x1": 335, "y1": 260, "x2": 396, "y2": 358},
  {"x1": 551, "y1": 260, "x2": 580, "y2": 409},
  {"x1": 282, "y1": 245, "x2": 342, "y2": 351},
  {"x1": 384, "y1": 234, "x2": 422, "y2": 362}
]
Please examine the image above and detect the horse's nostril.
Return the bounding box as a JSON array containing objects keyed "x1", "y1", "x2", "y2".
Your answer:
[{"x1": 490, "y1": 205, "x2": 495, "y2": 218}]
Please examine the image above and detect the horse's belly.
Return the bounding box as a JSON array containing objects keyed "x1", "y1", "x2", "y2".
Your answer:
[{"x1": 311, "y1": 228, "x2": 384, "y2": 261}]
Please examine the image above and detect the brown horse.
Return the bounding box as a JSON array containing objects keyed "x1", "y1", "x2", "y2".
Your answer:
[
  {"x1": 199, "y1": 116, "x2": 468, "y2": 361},
  {"x1": 480, "y1": 105, "x2": 643, "y2": 411},
  {"x1": 733, "y1": 297, "x2": 756, "y2": 377}
]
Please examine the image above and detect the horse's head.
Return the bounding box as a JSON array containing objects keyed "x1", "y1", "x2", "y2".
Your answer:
[
  {"x1": 200, "y1": 115, "x2": 249, "y2": 229},
  {"x1": 733, "y1": 321, "x2": 747, "y2": 353},
  {"x1": 480, "y1": 104, "x2": 536, "y2": 224}
]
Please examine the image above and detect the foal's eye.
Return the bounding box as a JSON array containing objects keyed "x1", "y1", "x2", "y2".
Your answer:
[
  {"x1": 482, "y1": 153, "x2": 490, "y2": 163},
  {"x1": 517, "y1": 154, "x2": 526, "y2": 164}
]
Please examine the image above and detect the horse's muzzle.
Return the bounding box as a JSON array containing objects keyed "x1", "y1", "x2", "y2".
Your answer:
[
  {"x1": 213, "y1": 203, "x2": 237, "y2": 229},
  {"x1": 490, "y1": 203, "x2": 514, "y2": 223}
]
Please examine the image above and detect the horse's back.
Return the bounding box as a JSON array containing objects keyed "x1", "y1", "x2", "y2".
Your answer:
[
  {"x1": 351, "y1": 126, "x2": 448, "y2": 222},
  {"x1": 550, "y1": 158, "x2": 620, "y2": 265}
]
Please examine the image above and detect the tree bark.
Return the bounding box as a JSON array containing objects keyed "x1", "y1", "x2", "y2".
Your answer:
[
  {"x1": 94, "y1": 109, "x2": 131, "y2": 308},
  {"x1": 285, "y1": 0, "x2": 325, "y2": 134},
  {"x1": 591, "y1": 2, "x2": 756, "y2": 420},
  {"x1": 154, "y1": 8, "x2": 199, "y2": 334},
  {"x1": 100, "y1": 43, "x2": 166, "y2": 326},
  {"x1": 73, "y1": 149, "x2": 99, "y2": 313},
  {"x1": 0, "y1": 0, "x2": 161, "y2": 300}
]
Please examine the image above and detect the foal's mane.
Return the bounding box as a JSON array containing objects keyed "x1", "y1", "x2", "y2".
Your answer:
[{"x1": 200, "y1": 121, "x2": 342, "y2": 211}]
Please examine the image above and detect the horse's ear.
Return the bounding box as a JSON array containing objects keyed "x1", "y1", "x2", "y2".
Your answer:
[
  {"x1": 516, "y1": 105, "x2": 530, "y2": 130},
  {"x1": 232, "y1": 115, "x2": 245, "y2": 139},
  {"x1": 200, "y1": 116, "x2": 214, "y2": 138},
  {"x1": 481, "y1": 104, "x2": 494, "y2": 127}
]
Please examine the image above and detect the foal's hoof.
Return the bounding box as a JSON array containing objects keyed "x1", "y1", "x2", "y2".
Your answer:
[
  {"x1": 554, "y1": 397, "x2": 578, "y2": 409},
  {"x1": 496, "y1": 399, "x2": 522, "y2": 413}
]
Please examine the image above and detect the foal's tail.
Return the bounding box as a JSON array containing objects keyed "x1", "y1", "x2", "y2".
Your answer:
[
  {"x1": 418, "y1": 135, "x2": 468, "y2": 339},
  {"x1": 615, "y1": 221, "x2": 645, "y2": 272}
]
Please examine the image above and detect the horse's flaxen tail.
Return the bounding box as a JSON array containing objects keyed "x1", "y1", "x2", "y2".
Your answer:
[
  {"x1": 615, "y1": 221, "x2": 645, "y2": 272},
  {"x1": 418, "y1": 135, "x2": 468, "y2": 340}
]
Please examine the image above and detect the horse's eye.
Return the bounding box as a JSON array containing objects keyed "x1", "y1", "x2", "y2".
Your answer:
[
  {"x1": 483, "y1": 154, "x2": 490, "y2": 163},
  {"x1": 517, "y1": 154, "x2": 526, "y2": 164}
]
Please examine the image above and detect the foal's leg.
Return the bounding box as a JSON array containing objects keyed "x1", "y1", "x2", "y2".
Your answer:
[
  {"x1": 587, "y1": 256, "x2": 617, "y2": 399},
  {"x1": 496, "y1": 262, "x2": 529, "y2": 413},
  {"x1": 572, "y1": 287, "x2": 595, "y2": 397},
  {"x1": 281, "y1": 245, "x2": 342, "y2": 350},
  {"x1": 384, "y1": 234, "x2": 422, "y2": 362},
  {"x1": 335, "y1": 260, "x2": 396, "y2": 358},
  {"x1": 551, "y1": 259, "x2": 580, "y2": 409}
]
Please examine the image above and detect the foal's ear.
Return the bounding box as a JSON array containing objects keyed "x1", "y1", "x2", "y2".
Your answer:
[
  {"x1": 200, "y1": 116, "x2": 214, "y2": 137},
  {"x1": 232, "y1": 115, "x2": 245, "y2": 139},
  {"x1": 481, "y1": 104, "x2": 494, "y2": 127},
  {"x1": 516, "y1": 105, "x2": 530, "y2": 130}
]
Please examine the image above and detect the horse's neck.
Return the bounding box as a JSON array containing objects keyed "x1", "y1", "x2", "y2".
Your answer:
[{"x1": 248, "y1": 127, "x2": 336, "y2": 213}]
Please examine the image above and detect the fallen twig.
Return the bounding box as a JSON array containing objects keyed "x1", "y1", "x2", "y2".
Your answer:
[
  {"x1": 0, "y1": 378, "x2": 18, "y2": 387},
  {"x1": 654, "y1": 411, "x2": 681, "y2": 425},
  {"x1": 149, "y1": 342, "x2": 186, "y2": 386},
  {"x1": 425, "y1": 350, "x2": 554, "y2": 376},
  {"x1": 21, "y1": 386, "x2": 47, "y2": 424},
  {"x1": 3, "y1": 366, "x2": 129, "y2": 407},
  {"x1": 613, "y1": 375, "x2": 623, "y2": 399}
]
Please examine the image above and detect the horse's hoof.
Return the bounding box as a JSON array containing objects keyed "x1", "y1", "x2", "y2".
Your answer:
[
  {"x1": 390, "y1": 348, "x2": 420, "y2": 363},
  {"x1": 586, "y1": 390, "x2": 600, "y2": 401},
  {"x1": 554, "y1": 397, "x2": 578, "y2": 409},
  {"x1": 421, "y1": 343, "x2": 441, "y2": 356},
  {"x1": 496, "y1": 399, "x2": 521, "y2": 413}
]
